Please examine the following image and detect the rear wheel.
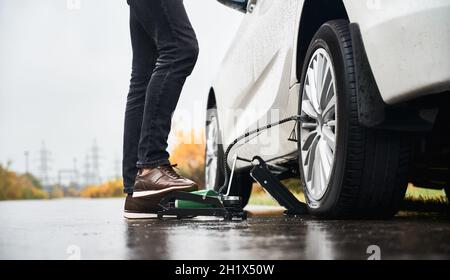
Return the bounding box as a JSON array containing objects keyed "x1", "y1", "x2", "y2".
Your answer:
[
  {"x1": 205, "y1": 106, "x2": 253, "y2": 207},
  {"x1": 298, "y1": 20, "x2": 411, "y2": 219}
]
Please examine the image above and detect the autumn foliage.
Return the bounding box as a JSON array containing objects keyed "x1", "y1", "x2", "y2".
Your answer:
[
  {"x1": 169, "y1": 129, "x2": 206, "y2": 188},
  {"x1": 0, "y1": 164, "x2": 48, "y2": 200},
  {"x1": 80, "y1": 178, "x2": 124, "y2": 198}
]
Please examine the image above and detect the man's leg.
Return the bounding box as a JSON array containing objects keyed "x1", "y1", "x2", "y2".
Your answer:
[
  {"x1": 124, "y1": 0, "x2": 199, "y2": 218},
  {"x1": 129, "y1": 0, "x2": 199, "y2": 168},
  {"x1": 122, "y1": 6, "x2": 157, "y2": 194}
]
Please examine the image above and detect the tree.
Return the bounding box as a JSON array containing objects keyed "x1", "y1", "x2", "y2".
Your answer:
[{"x1": 169, "y1": 129, "x2": 206, "y2": 188}]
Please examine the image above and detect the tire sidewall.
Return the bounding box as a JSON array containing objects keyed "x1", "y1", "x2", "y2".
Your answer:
[{"x1": 298, "y1": 22, "x2": 352, "y2": 215}]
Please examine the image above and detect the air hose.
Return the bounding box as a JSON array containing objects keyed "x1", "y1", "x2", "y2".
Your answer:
[{"x1": 217, "y1": 114, "x2": 306, "y2": 194}]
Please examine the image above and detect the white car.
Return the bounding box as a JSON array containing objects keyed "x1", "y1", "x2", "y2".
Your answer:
[{"x1": 205, "y1": 0, "x2": 450, "y2": 218}]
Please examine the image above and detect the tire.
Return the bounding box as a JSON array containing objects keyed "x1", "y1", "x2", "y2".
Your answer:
[
  {"x1": 298, "y1": 20, "x2": 411, "y2": 219},
  {"x1": 205, "y1": 106, "x2": 253, "y2": 207}
]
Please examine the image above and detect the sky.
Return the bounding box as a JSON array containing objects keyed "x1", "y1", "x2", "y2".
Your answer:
[{"x1": 0, "y1": 0, "x2": 243, "y2": 182}]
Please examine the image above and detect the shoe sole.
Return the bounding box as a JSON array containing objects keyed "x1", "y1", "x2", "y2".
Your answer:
[
  {"x1": 123, "y1": 212, "x2": 158, "y2": 219},
  {"x1": 123, "y1": 212, "x2": 181, "y2": 219}
]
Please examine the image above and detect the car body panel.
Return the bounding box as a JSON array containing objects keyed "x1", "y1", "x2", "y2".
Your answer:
[{"x1": 343, "y1": 0, "x2": 450, "y2": 104}]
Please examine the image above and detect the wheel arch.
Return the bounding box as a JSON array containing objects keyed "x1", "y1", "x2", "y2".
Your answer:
[
  {"x1": 206, "y1": 87, "x2": 226, "y2": 147},
  {"x1": 207, "y1": 87, "x2": 217, "y2": 109},
  {"x1": 295, "y1": 0, "x2": 349, "y2": 81},
  {"x1": 295, "y1": 1, "x2": 431, "y2": 131}
]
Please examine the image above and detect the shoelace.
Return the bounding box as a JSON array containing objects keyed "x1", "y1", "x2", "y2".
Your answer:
[{"x1": 160, "y1": 164, "x2": 182, "y2": 179}]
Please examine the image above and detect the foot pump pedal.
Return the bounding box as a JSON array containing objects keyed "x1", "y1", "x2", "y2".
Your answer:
[
  {"x1": 156, "y1": 154, "x2": 247, "y2": 221},
  {"x1": 156, "y1": 190, "x2": 247, "y2": 221}
]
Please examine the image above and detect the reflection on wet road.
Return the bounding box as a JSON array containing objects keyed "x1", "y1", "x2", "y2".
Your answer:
[{"x1": 0, "y1": 198, "x2": 449, "y2": 259}]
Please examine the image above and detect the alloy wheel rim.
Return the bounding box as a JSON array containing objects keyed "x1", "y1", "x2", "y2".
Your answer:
[
  {"x1": 205, "y1": 112, "x2": 219, "y2": 190},
  {"x1": 300, "y1": 48, "x2": 338, "y2": 201}
]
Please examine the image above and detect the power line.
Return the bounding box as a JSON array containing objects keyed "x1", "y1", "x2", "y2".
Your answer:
[
  {"x1": 83, "y1": 154, "x2": 91, "y2": 186},
  {"x1": 38, "y1": 142, "x2": 51, "y2": 189},
  {"x1": 24, "y1": 151, "x2": 30, "y2": 174},
  {"x1": 114, "y1": 154, "x2": 121, "y2": 180},
  {"x1": 72, "y1": 157, "x2": 79, "y2": 186},
  {"x1": 91, "y1": 139, "x2": 101, "y2": 184}
]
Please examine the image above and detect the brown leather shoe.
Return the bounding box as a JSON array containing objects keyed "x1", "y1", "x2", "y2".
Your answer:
[
  {"x1": 124, "y1": 165, "x2": 198, "y2": 219},
  {"x1": 132, "y1": 164, "x2": 198, "y2": 198},
  {"x1": 124, "y1": 194, "x2": 161, "y2": 219}
]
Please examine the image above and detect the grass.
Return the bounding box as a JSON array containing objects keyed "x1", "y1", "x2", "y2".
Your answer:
[
  {"x1": 248, "y1": 180, "x2": 449, "y2": 213},
  {"x1": 401, "y1": 184, "x2": 448, "y2": 212},
  {"x1": 404, "y1": 184, "x2": 447, "y2": 202}
]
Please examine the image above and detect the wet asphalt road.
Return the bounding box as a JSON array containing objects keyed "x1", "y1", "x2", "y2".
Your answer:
[{"x1": 0, "y1": 198, "x2": 449, "y2": 260}]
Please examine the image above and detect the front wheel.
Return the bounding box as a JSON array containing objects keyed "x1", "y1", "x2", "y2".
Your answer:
[
  {"x1": 298, "y1": 20, "x2": 411, "y2": 219},
  {"x1": 205, "y1": 106, "x2": 253, "y2": 207}
]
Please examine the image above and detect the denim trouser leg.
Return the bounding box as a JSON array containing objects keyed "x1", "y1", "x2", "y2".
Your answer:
[{"x1": 123, "y1": 0, "x2": 199, "y2": 194}]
